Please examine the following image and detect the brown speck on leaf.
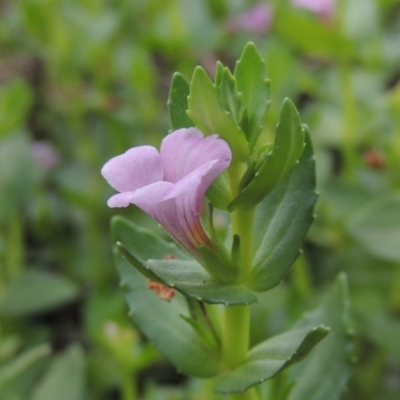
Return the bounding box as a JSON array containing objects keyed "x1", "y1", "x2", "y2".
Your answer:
[
  {"x1": 164, "y1": 254, "x2": 177, "y2": 260},
  {"x1": 147, "y1": 280, "x2": 175, "y2": 302}
]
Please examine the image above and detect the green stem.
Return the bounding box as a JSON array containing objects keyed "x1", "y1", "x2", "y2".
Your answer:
[
  {"x1": 233, "y1": 207, "x2": 255, "y2": 279},
  {"x1": 389, "y1": 265, "x2": 400, "y2": 313},
  {"x1": 122, "y1": 370, "x2": 137, "y2": 400},
  {"x1": 222, "y1": 305, "x2": 250, "y2": 367},
  {"x1": 5, "y1": 213, "x2": 23, "y2": 282},
  {"x1": 220, "y1": 164, "x2": 259, "y2": 400},
  {"x1": 339, "y1": 63, "x2": 357, "y2": 180},
  {"x1": 292, "y1": 254, "x2": 313, "y2": 300}
]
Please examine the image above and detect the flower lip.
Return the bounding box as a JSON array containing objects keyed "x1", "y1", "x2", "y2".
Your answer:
[{"x1": 101, "y1": 128, "x2": 232, "y2": 256}]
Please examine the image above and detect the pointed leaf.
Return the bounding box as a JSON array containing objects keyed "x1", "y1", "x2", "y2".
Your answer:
[
  {"x1": 168, "y1": 72, "x2": 194, "y2": 130},
  {"x1": 248, "y1": 131, "x2": 317, "y2": 292},
  {"x1": 288, "y1": 274, "x2": 354, "y2": 400},
  {"x1": 146, "y1": 259, "x2": 257, "y2": 306},
  {"x1": 112, "y1": 217, "x2": 219, "y2": 377},
  {"x1": 187, "y1": 67, "x2": 248, "y2": 162},
  {"x1": 214, "y1": 326, "x2": 328, "y2": 394},
  {"x1": 230, "y1": 99, "x2": 305, "y2": 210},
  {"x1": 234, "y1": 42, "x2": 270, "y2": 150}
]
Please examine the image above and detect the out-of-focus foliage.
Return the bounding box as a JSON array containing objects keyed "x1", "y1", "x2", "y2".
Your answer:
[{"x1": 0, "y1": 0, "x2": 400, "y2": 399}]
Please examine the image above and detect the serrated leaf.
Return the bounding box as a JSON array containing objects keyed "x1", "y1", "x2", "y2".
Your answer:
[
  {"x1": 248, "y1": 131, "x2": 317, "y2": 292},
  {"x1": 214, "y1": 326, "x2": 328, "y2": 394},
  {"x1": 288, "y1": 274, "x2": 354, "y2": 400},
  {"x1": 216, "y1": 67, "x2": 242, "y2": 123},
  {"x1": 230, "y1": 99, "x2": 305, "y2": 210},
  {"x1": 0, "y1": 271, "x2": 79, "y2": 316},
  {"x1": 168, "y1": 72, "x2": 194, "y2": 130},
  {"x1": 31, "y1": 344, "x2": 86, "y2": 400},
  {"x1": 187, "y1": 67, "x2": 248, "y2": 162},
  {"x1": 112, "y1": 217, "x2": 219, "y2": 377},
  {"x1": 234, "y1": 42, "x2": 270, "y2": 150},
  {"x1": 346, "y1": 193, "x2": 400, "y2": 262},
  {"x1": 146, "y1": 259, "x2": 257, "y2": 306}
]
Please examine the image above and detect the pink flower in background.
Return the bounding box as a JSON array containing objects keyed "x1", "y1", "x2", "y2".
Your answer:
[
  {"x1": 291, "y1": 0, "x2": 337, "y2": 19},
  {"x1": 101, "y1": 128, "x2": 232, "y2": 256},
  {"x1": 226, "y1": 3, "x2": 273, "y2": 35},
  {"x1": 30, "y1": 141, "x2": 60, "y2": 171}
]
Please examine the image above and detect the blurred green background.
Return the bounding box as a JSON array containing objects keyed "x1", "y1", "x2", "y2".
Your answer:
[{"x1": 1, "y1": 0, "x2": 400, "y2": 399}]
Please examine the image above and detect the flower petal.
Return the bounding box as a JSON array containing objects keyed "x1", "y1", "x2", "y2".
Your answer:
[
  {"x1": 128, "y1": 181, "x2": 173, "y2": 218},
  {"x1": 108, "y1": 192, "x2": 136, "y2": 208},
  {"x1": 101, "y1": 146, "x2": 163, "y2": 193},
  {"x1": 160, "y1": 128, "x2": 232, "y2": 183}
]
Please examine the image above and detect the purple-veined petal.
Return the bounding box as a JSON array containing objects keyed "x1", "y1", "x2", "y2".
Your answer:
[
  {"x1": 129, "y1": 181, "x2": 173, "y2": 219},
  {"x1": 101, "y1": 146, "x2": 163, "y2": 192},
  {"x1": 160, "y1": 128, "x2": 232, "y2": 183}
]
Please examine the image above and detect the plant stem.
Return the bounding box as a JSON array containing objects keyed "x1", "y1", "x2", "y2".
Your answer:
[
  {"x1": 389, "y1": 265, "x2": 400, "y2": 313},
  {"x1": 5, "y1": 213, "x2": 23, "y2": 282},
  {"x1": 292, "y1": 254, "x2": 313, "y2": 300},
  {"x1": 220, "y1": 164, "x2": 258, "y2": 400},
  {"x1": 339, "y1": 63, "x2": 357, "y2": 180},
  {"x1": 222, "y1": 304, "x2": 250, "y2": 367},
  {"x1": 122, "y1": 370, "x2": 137, "y2": 400}
]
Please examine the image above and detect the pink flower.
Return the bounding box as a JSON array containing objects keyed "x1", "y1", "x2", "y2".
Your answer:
[
  {"x1": 101, "y1": 128, "x2": 232, "y2": 256},
  {"x1": 291, "y1": 0, "x2": 337, "y2": 19},
  {"x1": 30, "y1": 141, "x2": 60, "y2": 171},
  {"x1": 227, "y1": 3, "x2": 273, "y2": 35}
]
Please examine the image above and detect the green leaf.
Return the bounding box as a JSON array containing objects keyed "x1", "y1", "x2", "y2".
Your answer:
[
  {"x1": 0, "y1": 344, "x2": 50, "y2": 390},
  {"x1": 287, "y1": 274, "x2": 354, "y2": 400},
  {"x1": 167, "y1": 72, "x2": 194, "y2": 130},
  {"x1": 32, "y1": 344, "x2": 86, "y2": 400},
  {"x1": 234, "y1": 42, "x2": 270, "y2": 150},
  {"x1": 229, "y1": 99, "x2": 305, "y2": 210},
  {"x1": 346, "y1": 193, "x2": 400, "y2": 262},
  {"x1": 0, "y1": 270, "x2": 79, "y2": 316},
  {"x1": 214, "y1": 326, "x2": 329, "y2": 394},
  {"x1": 113, "y1": 217, "x2": 219, "y2": 377},
  {"x1": 274, "y1": 10, "x2": 356, "y2": 61},
  {"x1": 187, "y1": 67, "x2": 249, "y2": 162},
  {"x1": 145, "y1": 259, "x2": 256, "y2": 306},
  {"x1": 248, "y1": 131, "x2": 317, "y2": 292},
  {"x1": 216, "y1": 67, "x2": 242, "y2": 124}
]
